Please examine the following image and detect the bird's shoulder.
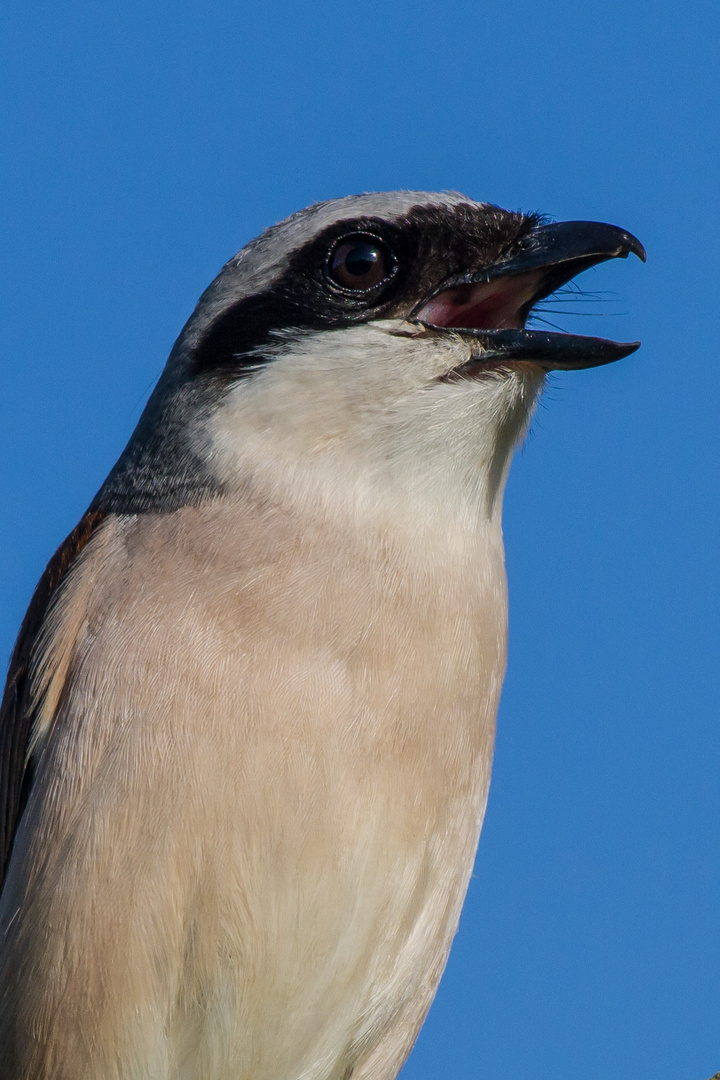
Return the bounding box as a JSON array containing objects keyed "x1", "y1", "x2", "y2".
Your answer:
[{"x1": 0, "y1": 508, "x2": 105, "y2": 886}]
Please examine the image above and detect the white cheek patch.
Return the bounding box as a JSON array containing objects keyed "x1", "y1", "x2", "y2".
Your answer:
[
  {"x1": 209, "y1": 322, "x2": 460, "y2": 456},
  {"x1": 204, "y1": 321, "x2": 544, "y2": 525}
]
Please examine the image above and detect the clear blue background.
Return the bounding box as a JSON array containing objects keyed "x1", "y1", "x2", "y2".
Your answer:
[{"x1": 1, "y1": 2, "x2": 718, "y2": 1077}]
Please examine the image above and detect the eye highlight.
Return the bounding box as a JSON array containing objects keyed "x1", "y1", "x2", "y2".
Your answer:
[{"x1": 326, "y1": 234, "x2": 397, "y2": 293}]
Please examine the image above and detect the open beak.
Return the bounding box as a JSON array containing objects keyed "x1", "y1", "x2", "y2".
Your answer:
[{"x1": 412, "y1": 220, "x2": 646, "y2": 372}]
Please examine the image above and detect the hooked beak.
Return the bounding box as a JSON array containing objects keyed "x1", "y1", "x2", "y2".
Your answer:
[{"x1": 412, "y1": 220, "x2": 646, "y2": 372}]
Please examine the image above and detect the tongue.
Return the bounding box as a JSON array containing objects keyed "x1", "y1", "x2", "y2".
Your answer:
[{"x1": 415, "y1": 271, "x2": 544, "y2": 330}]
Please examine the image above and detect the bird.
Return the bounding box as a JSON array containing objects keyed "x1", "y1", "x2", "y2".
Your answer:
[{"x1": 0, "y1": 191, "x2": 644, "y2": 1079}]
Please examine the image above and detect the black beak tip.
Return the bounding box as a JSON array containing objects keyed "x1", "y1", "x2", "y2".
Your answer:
[
  {"x1": 620, "y1": 232, "x2": 647, "y2": 263},
  {"x1": 548, "y1": 336, "x2": 642, "y2": 370},
  {"x1": 615, "y1": 339, "x2": 642, "y2": 358}
]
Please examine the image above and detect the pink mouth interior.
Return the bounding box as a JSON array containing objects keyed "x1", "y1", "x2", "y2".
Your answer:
[{"x1": 414, "y1": 270, "x2": 544, "y2": 330}]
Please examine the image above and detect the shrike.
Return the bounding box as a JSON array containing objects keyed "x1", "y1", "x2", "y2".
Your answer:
[{"x1": 0, "y1": 192, "x2": 644, "y2": 1079}]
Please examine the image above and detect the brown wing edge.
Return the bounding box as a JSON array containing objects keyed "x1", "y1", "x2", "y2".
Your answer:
[{"x1": 0, "y1": 508, "x2": 106, "y2": 889}]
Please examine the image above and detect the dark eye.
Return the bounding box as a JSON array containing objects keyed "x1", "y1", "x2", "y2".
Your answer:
[{"x1": 327, "y1": 235, "x2": 396, "y2": 292}]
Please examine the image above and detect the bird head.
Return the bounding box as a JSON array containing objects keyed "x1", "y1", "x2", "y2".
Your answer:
[{"x1": 97, "y1": 192, "x2": 644, "y2": 524}]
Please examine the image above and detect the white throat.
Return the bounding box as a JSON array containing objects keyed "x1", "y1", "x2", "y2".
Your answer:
[{"x1": 205, "y1": 321, "x2": 545, "y2": 540}]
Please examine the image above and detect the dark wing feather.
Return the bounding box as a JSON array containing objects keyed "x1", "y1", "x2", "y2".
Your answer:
[{"x1": 0, "y1": 509, "x2": 105, "y2": 888}]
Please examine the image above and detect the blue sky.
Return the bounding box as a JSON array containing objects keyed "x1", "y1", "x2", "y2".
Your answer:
[{"x1": 1, "y1": 1, "x2": 718, "y2": 1076}]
